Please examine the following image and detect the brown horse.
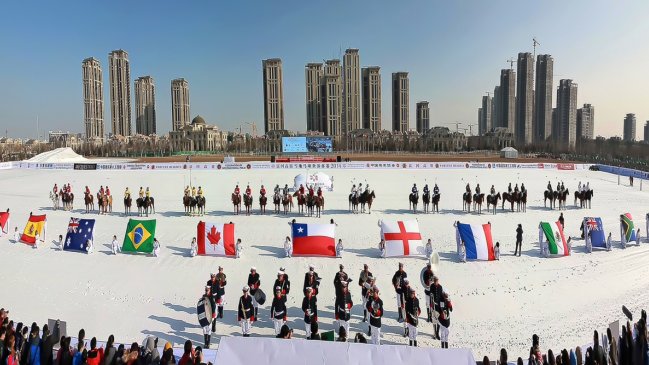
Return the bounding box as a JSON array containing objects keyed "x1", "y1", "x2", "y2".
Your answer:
[
  {"x1": 502, "y1": 192, "x2": 516, "y2": 212},
  {"x1": 431, "y1": 193, "x2": 440, "y2": 213},
  {"x1": 314, "y1": 196, "x2": 324, "y2": 218},
  {"x1": 273, "y1": 193, "x2": 281, "y2": 214},
  {"x1": 360, "y1": 190, "x2": 374, "y2": 214},
  {"x1": 294, "y1": 192, "x2": 306, "y2": 214},
  {"x1": 62, "y1": 192, "x2": 74, "y2": 211},
  {"x1": 244, "y1": 194, "x2": 253, "y2": 216},
  {"x1": 516, "y1": 191, "x2": 527, "y2": 212},
  {"x1": 259, "y1": 195, "x2": 267, "y2": 214},
  {"x1": 462, "y1": 192, "x2": 472, "y2": 212},
  {"x1": 474, "y1": 193, "x2": 485, "y2": 214},
  {"x1": 557, "y1": 189, "x2": 569, "y2": 210},
  {"x1": 97, "y1": 193, "x2": 110, "y2": 215},
  {"x1": 281, "y1": 193, "x2": 292, "y2": 215},
  {"x1": 84, "y1": 193, "x2": 94, "y2": 213},
  {"x1": 486, "y1": 193, "x2": 499, "y2": 215},
  {"x1": 574, "y1": 189, "x2": 593, "y2": 209},
  {"x1": 124, "y1": 195, "x2": 132, "y2": 216},
  {"x1": 232, "y1": 193, "x2": 241, "y2": 215},
  {"x1": 183, "y1": 195, "x2": 195, "y2": 215},
  {"x1": 136, "y1": 196, "x2": 155, "y2": 216}
]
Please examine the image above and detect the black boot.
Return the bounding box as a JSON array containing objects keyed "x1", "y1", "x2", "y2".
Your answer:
[
  {"x1": 409, "y1": 340, "x2": 413, "y2": 346},
  {"x1": 254, "y1": 307, "x2": 258, "y2": 319},
  {"x1": 367, "y1": 325, "x2": 371, "y2": 336},
  {"x1": 204, "y1": 334, "x2": 209, "y2": 348},
  {"x1": 218, "y1": 306, "x2": 223, "y2": 319},
  {"x1": 211, "y1": 319, "x2": 216, "y2": 333},
  {"x1": 426, "y1": 308, "x2": 431, "y2": 323},
  {"x1": 414, "y1": 340, "x2": 418, "y2": 347},
  {"x1": 363, "y1": 310, "x2": 367, "y2": 322}
]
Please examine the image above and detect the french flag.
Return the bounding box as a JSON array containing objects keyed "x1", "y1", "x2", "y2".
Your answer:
[
  {"x1": 457, "y1": 223, "x2": 495, "y2": 261},
  {"x1": 292, "y1": 223, "x2": 336, "y2": 257}
]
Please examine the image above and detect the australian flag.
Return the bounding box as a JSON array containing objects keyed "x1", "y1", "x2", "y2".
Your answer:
[
  {"x1": 64, "y1": 218, "x2": 95, "y2": 252},
  {"x1": 584, "y1": 217, "x2": 606, "y2": 248}
]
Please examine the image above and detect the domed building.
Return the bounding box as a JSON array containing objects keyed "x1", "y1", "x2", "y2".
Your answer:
[{"x1": 169, "y1": 115, "x2": 228, "y2": 152}]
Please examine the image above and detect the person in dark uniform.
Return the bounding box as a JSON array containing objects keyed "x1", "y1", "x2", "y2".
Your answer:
[
  {"x1": 215, "y1": 266, "x2": 227, "y2": 319},
  {"x1": 405, "y1": 288, "x2": 421, "y2": 347},
  {"x1": 247, "y1": 267, "x2": 261, "y2": 319},
  {"x1": 302, "y1": 287, "x2": 318, "y2": 338},
  {"x1": 334, "y1": 282, "x2": 353, "y2": 335},
  {"x1": 206, "y1": 274, "x2": 220, "y2": 331},
  {"x1": 237, "y1": 286, "x2": 254, "y2": 337},
  {"x1": 422, "y1": 263, "x2": 434, "y2": 322},
  {"x1": 366, "y1": 286, "x2": 383, "y2": 345},
  {"x1": 200, "y1": 286, "x2": 216, "y2": 348},
  {"x1": 270, "y1": 287, "x2": 287, "y2": 336},
  {"x1": 391, "y1": 263, "x2": 408, "y2": 322},
  {"x1": 303, "y1": 265, "x2": 321, "y2": 296},
  {"x1": 358, "y1": 264, "x2": 373, "y2": 322},
  {"x1": 273, "y1": 271, "x2": 290, "y2": 300},
  {"x1": 333, "y1": 264, "x2": 349, "y2": 299},
  {"x1": 430, "y1": 276, "x2": 444, "y2": 340}
]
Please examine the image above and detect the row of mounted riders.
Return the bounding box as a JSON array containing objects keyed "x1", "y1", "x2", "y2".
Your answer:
[
  {"x1": 230, "y1": 184, "x2": 326, "y2": 217},
  {"x1": 50, "y1": 184, "x2": 155, "y2": 216}
]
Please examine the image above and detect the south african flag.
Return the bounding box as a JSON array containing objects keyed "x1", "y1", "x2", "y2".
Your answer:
[{"x1": 122, "y1": 219, "x2": 156, "y2": 253}]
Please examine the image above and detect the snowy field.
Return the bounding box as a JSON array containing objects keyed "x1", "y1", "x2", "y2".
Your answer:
[{"x1": 0, "y1": 165, "x2": 647, "y2": 358}]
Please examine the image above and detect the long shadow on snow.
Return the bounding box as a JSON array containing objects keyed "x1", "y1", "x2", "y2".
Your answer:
[
  {"x1": 167, "y1": 245, "x2": 191, "y2": 257},
  {"x1": 345, "y1": 247, "x2": 381, "y2": 258},
  {"x1": 252, "y1": 244, "x2": 285, "y2": 258}
]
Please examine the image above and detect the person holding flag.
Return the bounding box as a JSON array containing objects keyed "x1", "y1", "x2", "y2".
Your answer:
[
  {"x1": 238, "y1": 286, "x2": 254, "y2": 337},
  {"x1": 111, "y1": 235, "x2": 120, "y2": 255}
]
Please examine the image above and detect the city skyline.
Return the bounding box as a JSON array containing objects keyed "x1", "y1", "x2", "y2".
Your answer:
[{"x1": 1, "y1": 0, "x2": 649, "y2": 139}]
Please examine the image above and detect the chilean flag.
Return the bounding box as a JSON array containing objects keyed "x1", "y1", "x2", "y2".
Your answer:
[
  {"x1": 380, "y1": 220, "x2": 424, "y2": 257},
  {"x1": 197, "y1": 222, "x2": 236, "y2": 256},
  {"x1": 456, "y1": 223, "x2": 495, "y2": 261},
  {"x1": 292, "y1": 223, "x2": 335, "y2": 257},
  {"x1": 0, "y1": 211, "x2": 9, "y2": 235}
]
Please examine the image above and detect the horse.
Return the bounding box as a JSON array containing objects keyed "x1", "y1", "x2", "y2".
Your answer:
[
  {"x1": 409, "y1": 192, "x2": 419, "y2": 213},
  {"x1": 306, "y1": 194, "x2": 315, "y2": 217},
  {"x1": 282, "y1": 193, "x2": 292, "y2": 215},
  {"x1": 502, "y1": 192, "x2": 515, "y2": 212},
  {"x1": 124, "y1": 195, "x2": 132, "y2": 216},
  {"x1": 62, "y1": 192, "x2": 74, "y2": 211},
  {"x1": 486, "y1": 193, "x2": 499, "y2": 215},
  {"x1": 474, "y1": 193, "x2": 485, "y2": 214},
  {"x1": 431, "y1": 193, "x2": 440, "y2": 213},
  {"x1": 360, "y1": 190, "x2": 375, "y2": 214},
  {"x1": 183, "y1": 195, "x2": 195, "y2": 215},
  {"x1": 49, "y1": 191, "x2": 60, "y2": 210},
  {"x1": 544, "y1": 190, "x2": 556, "y2": 209},
  {"x1": 196, "y1": 196, "x2": 206, "y2": 216},
  {"x1": 84, "y1": 193, "x2": 94, "y2": 213},
  {"x1": 136, "y1": 196, "x2": 155, "y2": 216},
  {"x1": 294, "y1": 192, "x2": 306, "y2": 214},
  {"x1": 462, "y1": 192, "x2": 472, "y2": 212},
  {"x1": 273, "y1": 193, "x2": 281, "y2": 214},
  {"x1": 422, "y1": 192, "x2": 431, "y2": 213},
  {"x1": 259, "y1": 195, "x2": 267, "y2": 215},
  {"x1": 243, "y1": 194, "x2": 253, "y2": 216},
  {"x1": 349, "y1": 193, "x2": 360, "y2": 213},
  {"x1": 574, "y1": 189, "x2": 593, "y2": 209},
  {"x1": 557, "y1": 189, "x2": 569, "y2": 210},
  {"x1": 314, "y1": 196, "x2": 324, "y2": 218},
  {"x1": 97, "y1": 193, "x2": 109, "y2": 215},
  {"x1": 232, "y1": 193, "x2": 241, "y2": 215},
  {"x1": 516, "y1": 191, "x2": 527, "y2": 212}
]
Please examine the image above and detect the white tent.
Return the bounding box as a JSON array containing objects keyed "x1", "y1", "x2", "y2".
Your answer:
[
  {"x1": 500, "y1": 147, "x2": 518, "y2": 159},
  {"x1": 293, "y1": 172, "x2": 334, "y2": 191}
]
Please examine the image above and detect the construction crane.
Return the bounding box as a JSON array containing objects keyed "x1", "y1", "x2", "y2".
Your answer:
[
  {"x1": 444, "y1": 122, "x2": 463, "y2": 133},
  {"x1": 506, "y1": 58, "x2": 516, "y2": 70},
  {"x1": 533, "y1": 37, "x2": 541, "y2": 59},
  {"x1": 466, "y1": 123, "x2": 478, "y2": 136},
  {"x1": 485, "y1": 91, "x2": 491, "y2": 97}
]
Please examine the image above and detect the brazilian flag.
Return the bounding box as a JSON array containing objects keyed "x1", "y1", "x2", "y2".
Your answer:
[{"x1": 122, "y1": 219, "x2": 156, "y2": 253}]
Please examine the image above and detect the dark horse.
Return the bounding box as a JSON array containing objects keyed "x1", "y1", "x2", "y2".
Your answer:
[
  {"x1": 474, "y1": 193, "x2": 485, "y2": 214},
  {"x1": 244, "y1": 194, "x2": 253, "y2": 216},
  {"x1": 574, "y1": 189, "x2": 593, "y2": 209},
  {"x1": 544, "y1": 190, "x2": 557, "y2": 209},
  {"x1": 61, "y1": 192, "x2": 74, "y2": 211},
  {"x1": 409, "y1": 192, "x2": 419, "y2": 213},
  {"x1": 282, "y1": 193, "x2": 292, "y2": 215},
  {"x1": 486, "y1": 193, "x2": 500, "y2": 215},
  {"x1": 136, "y1": 196, "x2": 155, "y2": 217},
  {"x1": 314, "y1": 196, "x2": 324, "y2": 218},
  {"x1": 422, "y1": 192, "x2": 431, "y2": 213},
  {"x1": 124, "y1": 195, "x2": 132, "y2": 216},
  {"x1": 259, "y1": 195, "x2": 268, "y2": 214},
  {"x1": 273, "y1": 193, "x2": 281, "y2": 214},
  {"x1": 432, "y1": 193, "x2": 441, "y2": 213},
  {"x1": 517, "y1": 191, "x2": 527, "y2": 212},
  {"x1": 294, "y1": 192, "x2": 306, "y2": 214},
  {"x1": 502, "y1": 192, "x2": 516, "y2": 212},
  {"x1": 360, "y1": 190, "x2": 375, "y2": 213},
  {"x1": 462, "y1": 192, "x2": 472, "y2": 212},
  {"x1": 349, "y1": 193, "x2": 360, "y2": 213},
  {"x1": 232, "y1": 193, "x2": 241, "y2": 215},
  {"x1": 557, "y1": 189, "x2": 569, "y2": 210},
  {"x1": 183, "y1": 195, "x2": 206, "y2": 216}
]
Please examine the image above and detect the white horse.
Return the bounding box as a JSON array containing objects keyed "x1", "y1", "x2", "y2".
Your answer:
[{"x1": 49, "y1": 191, "x2": 60, "y2": 210}]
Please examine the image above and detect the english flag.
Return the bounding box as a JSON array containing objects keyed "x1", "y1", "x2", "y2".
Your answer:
[
  {"x1": 197, "y1": 222, "x2": 236, "y2": 256},
  {"x1": 380, "y1": 220, "x2": 424, "y2": 257},
  {"x1": 291, "y1": 223, "x2": 335, "y2": 257}
]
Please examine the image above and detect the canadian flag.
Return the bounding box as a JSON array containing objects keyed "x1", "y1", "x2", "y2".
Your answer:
[
  {"x1": 197, "y1": 222, "x2": 236, "y2": 256},
  {"x1": 380, "y1": 220, "x2": 425, "y2": 257}
]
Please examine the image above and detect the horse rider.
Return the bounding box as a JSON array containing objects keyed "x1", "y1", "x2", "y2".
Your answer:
[
  {"x1": 274, "y1": 184, "x2": 280, "y2": 196},
  {"x1": 547, "y1": 181, "x2": 553, "y2": 193},
  {"x1": 191, "y1": 186, "x2": 197, "y2": 197},
  {"x1": 490, "y1": 185, "x2": 495, "y2": 196},
  {"x1": 521, "y1": 183, "x2": 526, "y2": 194},
  {"x1": 260, "y1": 185, "x2": 267, "y2": 198},
  {"x1": 299, "y1": 184, "x2": 305, "y2": 196},
  {"x1": 234, "y1": 185, "x2": 241, "y2": 197},
  {"x1": 514, "y1": 183, "x2": 519, "y2": 194},
  {"x1": 139, "y1": 187, "x2": 145, "y2": 199},
  {"x1": 358, "y1": 183, "x2": 364, "y2": 196},
  {"x1": 560, "y1": 181, "x2": 565, "y2": 192},
  {"x1": 317, "y1": 187, "x2": 323, "y2": 198},
  {"x1": 145, "y1": 187, "x2": 151, "y2": 198},
  {"x1": 53, "y1": 183, "x2": 58, "y2": 195},
  {"x1": 105, "y1": 186, "x2": 111, "y2": 196},
  {"x1": 411, "y1": 183, "x2": 418, "y2": 197},
  {"x1": 85, "y1": 185, "x2": 91, "y2": 196},
  {"x1": 556, "y1": 182, "x2": 561, "y2": 193},
  {"x1": 99, "y1": 185, "x2": 105, "y2": 196},
  {"x1": 282, "y1": 184, "x2": 289, "y2": 196},
  {"x1": 124, "y1": 187, "x2": 131, "y2": 199},
  {"x1": 67, "y1": 183, "x2": 72, "y2": 193},
  {"x1": 351, "y1": 184, "x2": 357, "y2": 198},
  {"x1": 578, "y1": 181, "x2": 582, "y2": 192},
  {"x1": 465, "y1": 183, "x2": 471, "y2": 194},
  {"x1": 585, "y1": 182, "x2": 590, "y2": 192},
  {"x1": 184, "y1": 185, "x2": 191, "y2": 197},
  {"x1": 507, "y1": 183, "x2": 512, "y2": 193},
  {"x1": 245, "y1": 185, "x2": 252, "y2": 198},
  {"x1": 433, "y1": 184, "x2": 440, "y2": 197},
  {"x1": 197, "y1": 186, "x2": 204, "y2": 198},
  {"x1": 308, "y1": 185, "x2": 315, "y2": 197},
  {"x1": 423, "y1": 184, "x2": 430, "y2": 196},
  {"x1": 475, "y1": 184, "x2": 481, "y2": 195}
]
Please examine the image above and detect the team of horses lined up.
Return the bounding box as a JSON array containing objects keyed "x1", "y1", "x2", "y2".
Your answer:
[
  {"x1": 50, "y1": 189, "x2": 155, "y2": 217},
  {"x1": 230, "y1": 190, "x2": 328, "y2": 218}
]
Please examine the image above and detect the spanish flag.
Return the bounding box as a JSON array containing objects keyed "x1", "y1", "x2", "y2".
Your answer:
[{"x1": 20, "y1": 214, "x2": 47, "y2": 245}]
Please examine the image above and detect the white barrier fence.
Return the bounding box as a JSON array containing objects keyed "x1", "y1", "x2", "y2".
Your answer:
[{"x1": 2, "y1": 161, "x2": 594, "y2": 171}]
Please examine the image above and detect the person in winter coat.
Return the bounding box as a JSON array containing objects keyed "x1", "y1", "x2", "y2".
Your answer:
[
  {"x1": 101, "y1": 335, "x2": 116, "y2": 365},
  {"x1": 159, "y1": 347, "x2": 175, "y2": 365},
  {"x1": 140, "y1": 337, "x2": 160, "y2": 365},
  {"x1": 177, "y1": 341, "x2": 193, "y2": 365},
  {"x1": 27, "y1": 326, "x2": 41, "y2": 365},
  {"x1": 5, "y1": 332, "x2": 19, "y2": 365},
  {"x1": 301, "y1": 287, "x2": 318, "y2": 338},
  {"x1": 40, "y1": 321, "x2": 60, "y2": 365},
  {"x1": 404, "y1": 289, "x2": 421, "y2": 347},
  {"x1": 123, "y1": 344, "x2": 138, "y2": 365},
  {"x1": 515, "y1": 224, "x2": 523, "y2": 256},
  {"x1": 55, "y1": 337, "x2": 73, "y2": 365},
  {"x1": 270, "y1": 287, "x2": 288, "y2": 335},
  {"x1": 86, "y1": 338, "x2": 103, "y2": 365},
  {"x1": 72, "y1": 343, "x2": 85, "y2": 365},
  {"x1": 558, "y1": 213, "x2": 565, "y2": 229}
]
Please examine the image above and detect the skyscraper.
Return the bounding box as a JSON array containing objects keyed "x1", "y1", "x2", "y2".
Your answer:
[
  {"x1": 362, "y1": 66, "x2": 381, "y2": 131},
  {"x1": 623, "y1": 113, "x2": 636, "y2": 141},
  {"x1": 644, "y1": 121, "x2": 649, "y2": 143},
  {"x1": 416, "y1": 101, "x2": 430, "y2": 134},
  {"x1": 480, "y1": 94, "x2": 493, "y2": 135},
  {"x1": 262, "y1": 58, "x2": 285, "y2": 133},
  {"x1": 82, "y1": 57, "x2": 104, "y2": 140},
  {"x1": 555, "y1": 79, "x2": 578, "y2": 150},
  {"x1": 576, "y1": 104, "x2": 594, "y2": 140},
  {"x1": 392, "y1": 72, "x2": 409, "y2": 132},
  {"x1": 343, "y1": 49, "x2": 361, "y2": 134},
  {"x1": 534, "y1": 55, "x2": 554, "y2": 142},
  {"x1": 321, "y1": 60, "x2": 342, "y2": 136},
  {"x1": 109, "y1": 50, "x2": 132, "y2": 137},
  {"x1": 516, "y1": 52, "x2": 534, "y2": 145},
  {"x1": 499, "y1": 69, "x2": 516, "y2": 134},
  {"x1": 171, "y1": 78, "x2": 190, "y2": 131},
  {"x1": 134, "y1": 76, "x2": 156, "y2": 136},
  {"x1": 493, "y1": 86, "x2": 501, "y2": 129},
  {"x1": 305, "y1": 63, "x2": 323, "y2": 132}
]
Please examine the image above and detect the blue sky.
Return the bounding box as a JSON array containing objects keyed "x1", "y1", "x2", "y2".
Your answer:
[{"x1": 1, "y1": 0, "x2": 648, "y2": 139}]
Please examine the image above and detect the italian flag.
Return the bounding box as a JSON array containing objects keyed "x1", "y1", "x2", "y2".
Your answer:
[{"x1": 540, "y1": 221, "x2": 569, "y2": 256}]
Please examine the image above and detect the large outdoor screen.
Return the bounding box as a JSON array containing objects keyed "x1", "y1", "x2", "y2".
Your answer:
[{"x1": 282, "y1": 137, "x2": 333, "y2": 153}]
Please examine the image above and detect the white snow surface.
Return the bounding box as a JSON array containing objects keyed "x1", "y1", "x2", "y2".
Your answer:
[
  {"x1": 26, "y1": 148, "x2": 89, "y2": 163},
  {"x1": 0, "y1": 167, "x2": 647, "y2": 359}
]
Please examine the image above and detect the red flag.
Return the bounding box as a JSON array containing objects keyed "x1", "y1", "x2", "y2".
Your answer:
[{"x1": 0, "y1": 211, "x2": 9, "y2": 234}]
